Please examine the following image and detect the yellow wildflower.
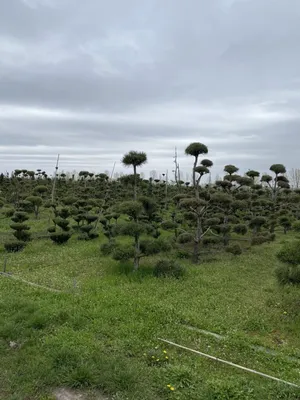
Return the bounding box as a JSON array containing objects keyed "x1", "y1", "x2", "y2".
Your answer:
[{"x1": 163, "y1": 350, "x2": 167, "y2": 354}]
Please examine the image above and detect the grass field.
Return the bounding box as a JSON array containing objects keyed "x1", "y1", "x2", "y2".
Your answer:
[{"x1": 0, "y1": 217, "x2": 300, "y2": 399}]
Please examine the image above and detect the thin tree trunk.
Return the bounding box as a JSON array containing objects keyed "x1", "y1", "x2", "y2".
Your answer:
[
  {"x1": 193, "y1": 156, "x2": 198, "y2": 188},
  {"x1": 133, "y1": 165, "x2": 137, "y2": 201},
  {"x1": 193, "y1": 213, "x2": 203, "y2": 263},
  {"x1": 134, "y1": 235, "x2": 140, "y2": 270}
]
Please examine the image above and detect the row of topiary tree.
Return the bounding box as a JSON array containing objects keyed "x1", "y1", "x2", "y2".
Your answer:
[{"x1": 1, "y1": 142, "x2": 300, "y2": 278}]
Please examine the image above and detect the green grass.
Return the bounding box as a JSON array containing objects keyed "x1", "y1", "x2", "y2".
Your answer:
[{"x1": 0, "y1": 216, "x2": 300, "y2": 399}]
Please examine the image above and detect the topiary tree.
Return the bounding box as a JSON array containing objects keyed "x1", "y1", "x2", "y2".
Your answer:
[
  {"x1": 278, "y1": 216, "x2": 292, "y2": 234},
  {"x1": 261, "y1": 164, "x2": 289, "y2": 201},
  {"x1": 194, "y1": 159, "x2": 213, "y2": 199},
  {"x1": 49, "y1": 215, "x2": 72, "y2": 245},
  {"x1": 33, "y1": 185, "x2": 48, "y2": 197},
  {"x1": 185, "y1": 143, "x2": 208, "y2": 188},
  {"x1": 4, "y1": 211, "x2": 31, "y2": 252},
  {"x1": 102, "y1": 200, "x2": 170, "y2": 271},
  {"x1": 26, "y1": 196, "x2": 43, "y2": 219},
  {"x1": 179, "y1": 197, "x2": 210, "y2": 263},
  {"x1": 249, "y1": 216, "x2": 267, "y2": 234},
  {"x1": 246, "y1": 170, "x2": 260, "y2": 181},
  {"x1": 78, "y1": 214, "x2": 99, "y2": 240},
  {"x1": 224, "y1": 165, "x2": 239, "y2": 176},
  {"x1": 122, "y1": 151, "x2": 147, "y2": 200}
]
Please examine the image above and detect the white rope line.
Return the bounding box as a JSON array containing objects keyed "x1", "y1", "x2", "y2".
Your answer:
[
  {"x1": 0, "y1": 272, "x2": 63, "y2": 293},
  {"x1": 158, "y1": 338, "x2": 300, "y2": 389}
]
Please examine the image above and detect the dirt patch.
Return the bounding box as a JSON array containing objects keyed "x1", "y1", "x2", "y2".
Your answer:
[{"x1": 53, "y1": 388, "x2": 109, "y2": 400}]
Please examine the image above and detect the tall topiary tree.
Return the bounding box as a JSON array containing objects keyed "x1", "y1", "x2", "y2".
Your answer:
[
  {"x1": 122, "y1": 151, "x2": 147, "y2": 200},
  {"x1": 4, "y1": 211, "x2": 31, "y2": 252},
  {"x1": 261, "y1": 164, "x2": 289, "y2": 201},
  {"x1": 185, "y1": 143, "x2": 208, "y2": 188}
]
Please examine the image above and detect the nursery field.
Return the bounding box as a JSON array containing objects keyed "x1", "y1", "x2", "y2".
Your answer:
[
  {"x1": 1, "y1": 146, "x2": 300, "y2": 399},
  {"x1": 0, "y1": 227, "x2": 300, "y2": 399}
]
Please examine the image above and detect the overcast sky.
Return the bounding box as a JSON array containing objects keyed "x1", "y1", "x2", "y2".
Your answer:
[{"x1": 1, "y1": 0, "x2": 300, "y2": 179}]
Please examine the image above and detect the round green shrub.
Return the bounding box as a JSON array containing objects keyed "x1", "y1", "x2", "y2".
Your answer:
[
  {"x1": 177, "y1": 233, "x2": 193, "y2": 244},
  {"x1": 139, "y1": 238, "x2": 172, "y2": 255},
  {"x1": 275, "y1": 264, "x2": 300, "y2": 285},
  {"x1": 153, "y1": 259, "x2": 185, "y2": 279},
  {"x1": 251, "y1": 235, "x2": 267, "y2": 246},
  {"x1": 277, "y1": 241, "x2": 300, "y2": 265},
  {"x1": 292, "y1": 221, "x2": 300, "y2": 232},
  {"x1": 161, "y1": 220, "x2": 177, "y2": 230},
  {"x1": 233, "y1": 224, "x2": 248, "y2": 235},
  {"x1": 226, "y1": 243, "x2": 242, "y2": 255},
  {"x1": 112, "y1": 245, "x2": 135, "y2": 261}
]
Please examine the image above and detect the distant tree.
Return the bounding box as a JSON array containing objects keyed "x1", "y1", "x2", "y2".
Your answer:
[
  {"x1": 122, "y1": 151, "x2": 147, "y2": 200},
  {"x1": 288, "y1": 168, "x2": 300, "y2": 189},
  {"x1": 246, "y1": 170, "x2": 260, "y2": 181},
  {"x1": 261, "y1": 164, "x2": 289, "y2": 200},
  {"x1": 185, "y1": 143, "x2": 208, "y2": 188}
]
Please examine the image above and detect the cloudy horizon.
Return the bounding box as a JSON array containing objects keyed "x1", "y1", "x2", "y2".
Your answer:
[{"x1": 1, "y1": 0, "x2": 300, "y2": 179}]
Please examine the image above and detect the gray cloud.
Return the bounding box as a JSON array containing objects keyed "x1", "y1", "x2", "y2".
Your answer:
[{"x1": 1, "y1": 0, "x2": 300, "y2": 178}]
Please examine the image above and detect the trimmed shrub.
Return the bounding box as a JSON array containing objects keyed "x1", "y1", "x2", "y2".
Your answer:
[
  {"x1": 233, "y1": 224, "x2": 248, "y2": 235},
  {"x1": 13, "y1": 230, "x2": 31, "y2": 242},
  {"x1": 161, "y1": 220, "x2": 177, "y2": 230},
  {"x1": 10, "y1": 223, "x2": 30, "y2": 231},
  {"x1": 3, "y1": 208, "x2": 15, "y2": 218},
  {"x1": 251, "y1": 235, "x2": 268, "y2": 246},
  {"x1": 11, "y1": 212, "x2": 29, "y2": 223},
  {"x1": 153, "y1": 259, "x2": 185, "y2": 279},
  {"x1": 4, "y1": 241, "x2": 26, "y2": 252},
  {"x1": 50, "y1": 232, "x2": 71, "y2": 245},
  {"x1": 88, "y1": 232, "x2": 99, "y2": 240},
  {"x1": 112, "y1": 245, "x2": 135, "y2": 261},
  {"x1": 140, "y1": 238, "x2": 172, "y2": 255},
  {"x1": 100, "y1": 241, "x2": 116, "y2": 256},
  {"x1": 80, "y1": 225, "x2": 93, "y2": 234},
  {"x1": 177, "y1": 233, "x2": 194, "y2": 244},
  {"x1": 226, "y1": 243, "x2": 242, "y2": 255},
  {"x1": 85, "y1": 215, "x2": 98, "y2": 223}
]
